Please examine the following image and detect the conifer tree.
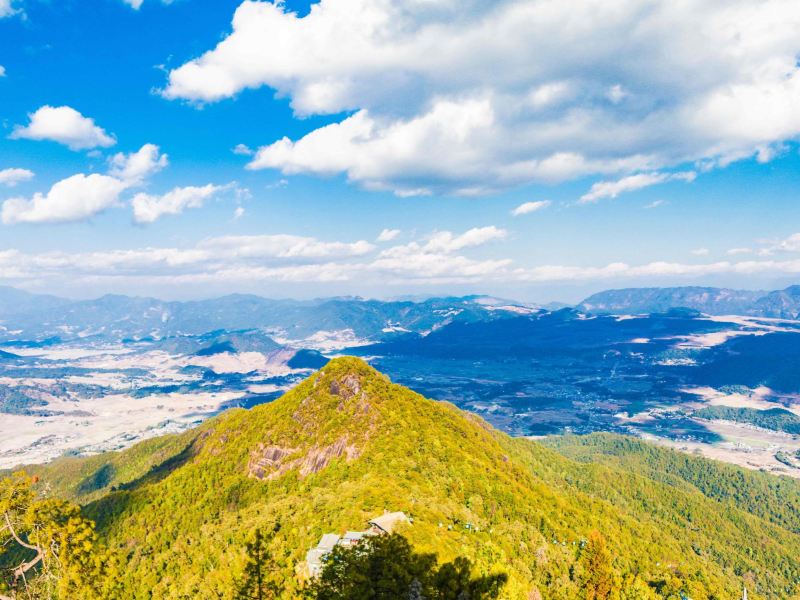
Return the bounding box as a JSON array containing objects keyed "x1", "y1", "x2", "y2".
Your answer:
[{"x1": 236, "y1": 526, "x2": 282, "y2": 600}]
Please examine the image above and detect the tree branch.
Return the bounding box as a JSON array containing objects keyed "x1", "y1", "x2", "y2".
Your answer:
[
  {"x1": 3, "y1": 512, "x2": 45, "y2": 588},
  {"x1": 2, "y1": 514, "x2": 40, "y2": 553}
]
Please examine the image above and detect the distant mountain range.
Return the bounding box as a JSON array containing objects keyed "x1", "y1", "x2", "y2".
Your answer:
[
  {"x1": 0, "y1": 283, "x2": 799, "y2": 346},
  {"x1": 0, "y1": 287, "x2": 538, "y2": 345},
  {"x1": 578, "y1": 285, "x2": 800, "y2": 318}
]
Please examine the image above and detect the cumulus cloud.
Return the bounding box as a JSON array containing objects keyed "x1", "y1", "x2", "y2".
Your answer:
[
  {"x1": 579, "y1": 171, "x2": 696, "y2": 203},
  {"x1": 511, "y1": 200, "x2": 550, "y2": 216},
  {"x1": 0, "y1": 66, "x2": 6, "y2": 77},
  {"x1": 10, "y1": 105, "x2": 116, "y2": 150},
  {"x1": 2, "y1": 143, "x2": 175, "y2": 224},
  {"x1": 367, "y1": 226, "x2": 511, "y2": 283},
  {"x1": 109, "y1": 144, "x2": 168, "y2": 184},
  {"x1": 376, "y1": 228, "x2": 400, "y2": 242},
  {"x1": 132, "y1": 184, "x2": 227, "y2": 223},
  {"x1": 1, "y1": 174, "x2": 128, "y2": 224},
  {"x1": 164, "y1": 0, "x2": 800, "y2": 194},
  {"x1": 691, "y1": 248, "x2": 710, "y2": 256},
  {"x1": 0, "y1": 168, "x2": 34, "y2": 187},
  {"x1": 726, "y1": 247, "x2": 753, "y2": 256}
]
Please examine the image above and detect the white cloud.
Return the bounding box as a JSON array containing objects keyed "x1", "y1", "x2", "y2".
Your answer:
[
  {"x1": 691, "y1": 248, "x2": 710, "y2": 256},
  {"x1": 8, "y1": 223, "x2": 800, "y2": 290},
  {"x1": 580, "y1": 171, "x2": 696, "y2": 203},
  {"x1": 200, "y1": 234, "x2": 375, "y2": 259},
  {"x1": 761, "y1": 232, "x2": 800, "y2": 254},
  {"x1": 605, "y1": 84, "x2": 628, "y2": 104},
  {"x1": 233, "y1": 206, "x2": 245, "y2": 220},
  {"x1": 528, "y1": 82, "x2": 573, "y2": 109},
  {"x1": 368, "y1": 226, "x2": 510, "y2": 283},
  {"x1": 122, "y1": 0, "x2": 174, "y2": 8},
  {"x1": 10, "y1": 106, "x2": 116, "y2": 150},
  {"x1": 421, "y1": 226, "x2": 507, "y2": 253},
  {"x1": 376, "y1": 228, "x2": 400, "y2": 242},
  {"x1": 0, "y1": 168, "x2": 34, "y2": 187},
  {"x1": 0, "y1": 0, "x2": 18, "y2": 18},
  {"x1": 511, "y1": 200, "x2": 551, "y2": 216},
  {"x1": 0, "y1": 66, "x2": 5, "y2": 77},
  {"x1": 164, "y1": 0, "x2": 800, "y2": 194},
  {"x1": 109, "y1": 144, "x2": 168, "y2": 184},
  {"x1": 513, "y1": 258, "x2": 800, "y2": 283},
  {"x1": 1, "y1": 174, "x2": 127, "y2": 225},
  {"x1": 644, "y1": 200, "x2": 666, "y2": 209},
  {"x1": 233, "y1": 143, "x2": 254, "y2": 156},
  {"x1": 132, "y1": 184, "x2": 227, "y2": 224},
  {"x1": 2, "y1": 144, "x2": 175, "y2": 225},
  {"x1": 726, "y1": 247, "x2": 753, "y2": 256}
]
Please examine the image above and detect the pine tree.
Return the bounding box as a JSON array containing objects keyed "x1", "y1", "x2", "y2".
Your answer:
[{"x1": 236, "y1": 526, "x2": 282, "y2": 600}]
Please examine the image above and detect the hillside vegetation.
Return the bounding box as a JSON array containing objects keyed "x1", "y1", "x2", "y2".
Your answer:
[{"x1": 7, "y1": 357, "x2": 800, "y2": 599}]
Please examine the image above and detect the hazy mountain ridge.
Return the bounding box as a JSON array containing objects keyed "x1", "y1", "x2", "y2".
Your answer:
[
  {"x1": 0, "y1": 288, "x2": 537, "y2": 344},
  {"x1": 578, "y1": 285, "x2": 800, "y2": 318},
  {"x1": 3, "y1": 284, "x2": 800, "y2": 347}
]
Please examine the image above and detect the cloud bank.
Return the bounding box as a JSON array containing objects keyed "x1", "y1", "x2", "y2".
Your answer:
[
  {"x1": 4, "y1": 226, "x2": 800, "y2": 293},
  {"x1": 164, "y1": 0, "x2": 800, "y2": 195}
]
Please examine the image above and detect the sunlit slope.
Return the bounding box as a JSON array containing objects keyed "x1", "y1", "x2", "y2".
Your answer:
[{"x1": 22, "y1": 358, "x2": 800, "y2": 598}]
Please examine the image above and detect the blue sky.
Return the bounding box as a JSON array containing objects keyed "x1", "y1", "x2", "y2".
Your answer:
[{"x1": 2, "y1": 0, "x2": 800, "y2": 302}]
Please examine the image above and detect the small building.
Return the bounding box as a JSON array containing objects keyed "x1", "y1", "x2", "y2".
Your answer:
[
  {"x1": 318, "y1": 533, "x2": 341, "y2": 552},
  {"x1": 368, "y1": 511, "x2": 410, "y2": 535},
  {"x1": 304, "y1": 512, "x2": 411, "y2": 579},
  {"x1": 306, "y1": 534, "x2": 341, "y2": 577},
  {"x1": 340, "y1": 531, "x2": 367, "y2": 546}
]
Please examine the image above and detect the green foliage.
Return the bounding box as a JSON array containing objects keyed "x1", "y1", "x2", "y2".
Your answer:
[
  {"x1": 579, "y1": 531, "x2": 614, "y2": 600},
  {"x1": 694, "y1": 405, "x2": 800, "y2": 434},
  {"x1": 8, "y1": 358, "x2": 800, "y2": 598},
  {"x1": 308, "y1": 533, "x2": 506, "y2": 600},
  {"x1": 235, "y1": 526, "x2": 283, "y2": 600},
  {"x1": 0, "y1": 471, "x2": 120, "y2": 599}
]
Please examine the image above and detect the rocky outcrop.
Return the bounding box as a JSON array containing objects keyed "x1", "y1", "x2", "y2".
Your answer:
[
  {"x1": 248, "y1": 436, "x2": 360, "y2": 481},
  {"x1": 329, "y1": 373, "x2": 362, "y2": 399},
  {"x1": 248, "y1": 445, "x2": 298, "y2": 480}
]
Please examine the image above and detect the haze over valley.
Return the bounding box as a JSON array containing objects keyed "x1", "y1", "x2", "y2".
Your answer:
[{"x1": 3, "y1": 284, "x2": 800, "y2": 479}]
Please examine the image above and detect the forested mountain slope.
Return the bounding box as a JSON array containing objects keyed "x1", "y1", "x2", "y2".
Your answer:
[{"x1": 12, "y1": 358, "x2": 800, "y2": 599}]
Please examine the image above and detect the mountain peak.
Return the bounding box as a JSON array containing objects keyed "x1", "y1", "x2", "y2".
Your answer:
[{"x1": 225, "y1": 357, "x2": 400, "y2": 482}]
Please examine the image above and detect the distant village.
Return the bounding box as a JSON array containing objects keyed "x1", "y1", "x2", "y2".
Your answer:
[{"x1": 305, "y1": 511, "x2": 410, "y2": 578}]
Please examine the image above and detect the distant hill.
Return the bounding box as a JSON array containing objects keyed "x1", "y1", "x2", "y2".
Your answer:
[
  {"x1": 13, "y1": 358, "x2": 800, "y2": 598},
  {"x1": 750, "y1": 285, "x2": 800, "y2": 319},
  {"x1": 578, "y1": 286, "x2": 765, "y2": 315},
  {"x1": 0, "y1": 285, "x2": 71, "y2": 317},
  {"x1": 0, "y1": 291, "x2": 536, "y2": 344}
]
